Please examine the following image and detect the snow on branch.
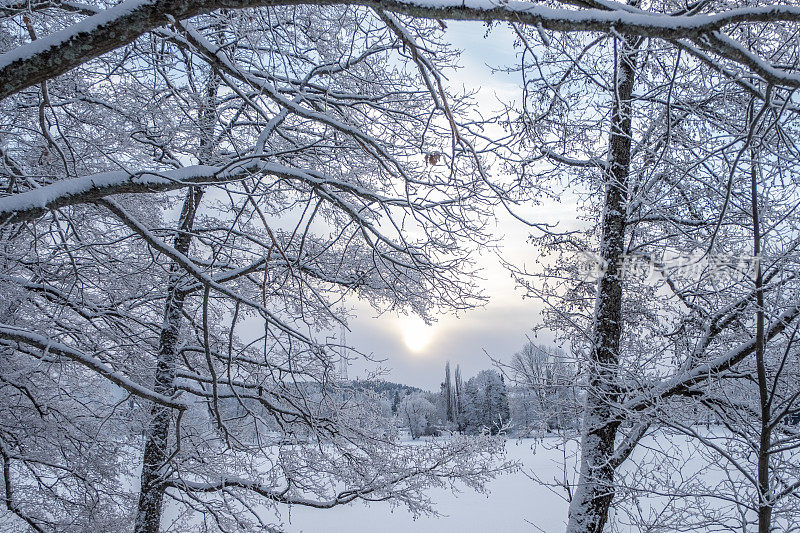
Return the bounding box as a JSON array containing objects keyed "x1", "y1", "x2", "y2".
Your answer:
[
  {"x1": 2, "y1": 0, "x2": 800, "y2": 100},
  {"x1": 0, "y1": 159, "x2": 415, "y2": 225},
  {"x1": 622, "y1": 303, "x2": 800, "y2": 414},
  {"x1": 0, "y1": 323, "x2": 187, "y2": 409},
  {"x1": 97, "y1": 198, "x2": 317, "y2": 345},
  {"x1": 0, "y1": 165, "x2": 223, "y2": 225}
]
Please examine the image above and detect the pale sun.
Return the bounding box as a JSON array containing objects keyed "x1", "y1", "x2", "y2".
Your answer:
[{"x1": 401, "y1": 316, "x2": 434, "y2": 353}]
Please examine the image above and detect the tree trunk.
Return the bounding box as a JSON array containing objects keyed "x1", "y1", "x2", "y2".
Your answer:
[
  {"x1": 134, "y1": 65, "x2": 219, "y2": 533},
  {"x1": 750, "y1": 148, "x2": 772, "y2": 533},
  {"x1": 566, "y1": 35, "x2": 637, "y2": 533},
  {"x1": 133, "y1": 186, "x2": 204, "y2": 533}
]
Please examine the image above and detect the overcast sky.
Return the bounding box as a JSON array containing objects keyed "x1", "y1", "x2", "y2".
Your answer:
[{"x1": 341, "y1": 22, "x2": 579, "y2": 391}]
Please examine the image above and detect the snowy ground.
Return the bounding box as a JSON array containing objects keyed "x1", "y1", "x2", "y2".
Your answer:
[
  {"x1": 156, "y1": 429, "x2": 773, "y2": 533},
  {"x1": 276, "y1": 439, "x2": 575, "y2": 533}
]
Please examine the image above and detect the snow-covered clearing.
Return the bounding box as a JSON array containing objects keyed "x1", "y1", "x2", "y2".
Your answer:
[
  {"x1": 161, "y1": 430, "x2": 766, "y2": 532},
  {"x1": 277, "y1": 439, "x2": 573, "y2": 533}
]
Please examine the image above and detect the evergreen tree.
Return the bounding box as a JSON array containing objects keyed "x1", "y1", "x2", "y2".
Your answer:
[
  {"x1": 487, "y1": 373, "x2": 510, "y2": 435},
  {"x1": 454, "y1": 365, "x2": 464, "y2": 432},
  {"x1": 391, "y1": 390, "x2": 401, "y2": 415},
  {"x1": 460, "y1": 370, "x2": 510, "y2": 435},
  {"x1": 444, "y1": 361, "x2": 454, "y2": 424},
  {"x1": 461, "y1": 378, "x2": 481, "y2": 434}
]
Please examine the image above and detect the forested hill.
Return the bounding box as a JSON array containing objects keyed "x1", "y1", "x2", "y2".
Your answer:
[{"x1": 343, "y1": 379, "x2": 423, "y2": 396}]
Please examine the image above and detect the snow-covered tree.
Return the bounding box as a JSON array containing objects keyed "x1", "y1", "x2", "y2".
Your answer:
[
  {"x1": 501, "y1": 10, "x2": 800, "y2": 532},
  {"x1": 460, "y1": 370, "x2": 510, "y2": 436},
  {"x1": 1, "y1": 0, "x2": 799, "y2": 108},
  {"x1": 0, "y1": 6, "x2": 507, "y2": 532},
  {"x1": 444, "y1": 361, "x2": 454, "y2": 425},
  {"x1": 454, "y1": 364, "x2": 465, "y2": 432},
  {"x1": 4, "y1": 1, "x2": 800, "y2": 532},
  {"x1": 399, "y1": 391, "x2": 437, "y2": 439},
  {"x1": 506, "y1": 342, "x2": 578, "y2": 433}
]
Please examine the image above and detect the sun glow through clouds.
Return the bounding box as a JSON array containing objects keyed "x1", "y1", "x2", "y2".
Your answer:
[{"x1": 402, "y1": 316, "x2": 434, "y2": 353}]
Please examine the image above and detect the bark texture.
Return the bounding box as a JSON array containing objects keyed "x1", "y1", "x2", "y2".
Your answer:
[
  {"x1": 566, "y1": 35, "x2": 637, "y2": 533},
  {"x1": 133, "y1": 186, "x2": 204, "y2": 533}
]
